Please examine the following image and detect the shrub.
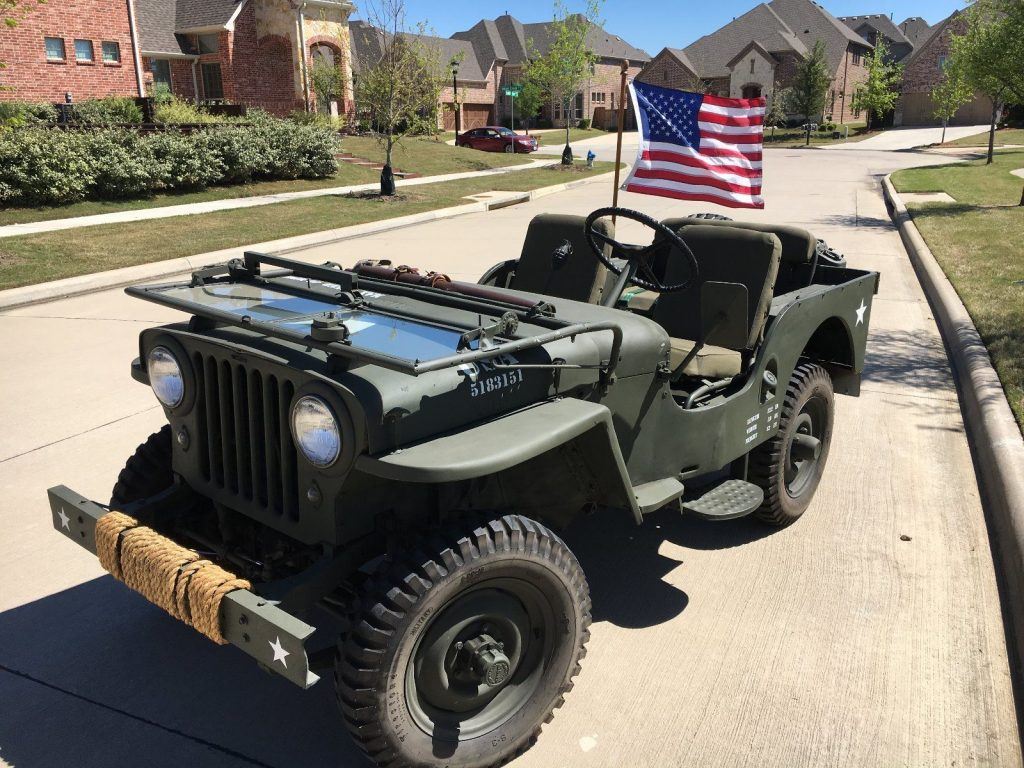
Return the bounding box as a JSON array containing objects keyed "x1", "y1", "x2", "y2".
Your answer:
[
  {"x1": 148, "y1": 130, "x2": 223, "y2": 190},
  {"x1": 0, "y1": 129, "x2": 93, "y2": 205},
  {"x1": 84, "y1": 129, "x2": 154, "y2": 198},
  {"x1": 577, "y1": 118, "x2": 591, "y2": 129},
  {"x1": 74, "y1": 97, "x2": 143, "y2": 125},
  {"x1": 205, "y1": 127, "x2": 262, "y2": 184},
  {"x1": 0, "y1": 101, "x2": 58, "y2": 127},
  {"x1": 154, "y1": 98, "x2": 214, "y2": 125}
]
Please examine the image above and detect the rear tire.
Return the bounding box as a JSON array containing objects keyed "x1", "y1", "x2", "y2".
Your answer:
[
  {"x1": 336, "y1": 514, "x2": 590, "y2": 768},
  {"x1": 110, "y1": 425, "x2": 173, "y2": 507},
  {"x1": 749, "y1": 364, "x2": 834, "y2": 526}
]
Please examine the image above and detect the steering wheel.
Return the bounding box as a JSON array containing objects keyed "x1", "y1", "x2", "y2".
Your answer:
[{"x1": 584, "y1": 207, "x2": 700, "y2": 295}]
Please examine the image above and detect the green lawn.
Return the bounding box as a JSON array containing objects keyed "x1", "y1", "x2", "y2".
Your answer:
[
  {"x1": 764, "y1": 122, "x2": 874, "y2": 148},
  {"x1": 892, "y1": 148, "x2": 1024, "y2": 432},
  {"x1": 341, "y1": 135, "x2": 533, "y2": 174},
  {"x1": 535, "y1": 128, "x2": 608, "y2": 147},
  {"x1": 941, "y1": 128, "x2": 1024, "y2": 148},
  {"x1": 0, "y1": 161, "x2": 616, "y2": 290}
]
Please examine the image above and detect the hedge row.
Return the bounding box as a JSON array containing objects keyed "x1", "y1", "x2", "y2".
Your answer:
[{"x1": 0, "y1": 121, "x2": 339, "y2": 206}]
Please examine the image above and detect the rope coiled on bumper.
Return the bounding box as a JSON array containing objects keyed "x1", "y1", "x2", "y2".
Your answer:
[{"x1": 95, "y1": 512, "x2": 250, "y2": 644}]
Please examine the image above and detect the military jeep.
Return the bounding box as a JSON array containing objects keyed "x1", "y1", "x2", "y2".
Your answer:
[{"x1": 47, "y1": 207, "x2": 876, "y2": 768}]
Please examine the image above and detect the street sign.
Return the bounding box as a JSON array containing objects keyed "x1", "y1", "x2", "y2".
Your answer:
[{"x1": 503, "y1": 85, "x2": 521, "y2": 97}]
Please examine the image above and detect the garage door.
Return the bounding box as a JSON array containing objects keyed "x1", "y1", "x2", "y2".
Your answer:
[
  {"x1": 901, "y1": 92, "x2": 993, "y2": 126},
  {"x1": 462, "y1": 104, "x2": 493, "y2": 129}
]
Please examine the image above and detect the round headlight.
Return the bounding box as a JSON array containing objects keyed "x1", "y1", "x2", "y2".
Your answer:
[
  {"x1": 147, "y1": 346, "x2": 184, "y2": 408},
  {"x1": 291, "y1": 396, "x2": 341, "y2": 468}
]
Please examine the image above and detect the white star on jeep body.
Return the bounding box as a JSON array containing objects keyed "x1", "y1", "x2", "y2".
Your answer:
[
  {"x1": 57, "y1": 508, "x2": 70, "y2": 530},
  {"x1": 855, "y1": 299, "x2": 868, "y2": 326},
  {"x1": 269, "y1": 636, "x2": 290, "y2": 667}
]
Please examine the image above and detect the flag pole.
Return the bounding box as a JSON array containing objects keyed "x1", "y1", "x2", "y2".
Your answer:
[{"x1": 611, "y1": 59, "x2": 629, "y2": 217}]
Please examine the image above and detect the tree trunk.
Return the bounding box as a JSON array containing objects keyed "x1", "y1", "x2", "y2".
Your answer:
[
  {"x1": 1019, "y1": 183, "x2": 1024, "y2": 207},
  {"x1": 381, "y1": 135, "x2": 396, "y2": 196},
  {"x1": 941, "y1": 120, "x2": 947, "y2": 145},
  {"x1": 805, "y1": 117, "x2": 811, "y2": 146},
  {"x1": 562, "y1": 100, "x2": 573, "y2": 165},
  {"x1": 987, "y1": 101, "x2": 997, "y2": 165}
]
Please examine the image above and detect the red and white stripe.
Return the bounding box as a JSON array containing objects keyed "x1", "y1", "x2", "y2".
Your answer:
[{"x1": 624, "y1": 89, "x2": 766, "y2": 209}]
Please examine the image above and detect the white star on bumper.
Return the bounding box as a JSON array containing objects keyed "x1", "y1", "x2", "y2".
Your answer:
[
  {"x1": 57, "y1": 508, "x2": 70, "y2": 530},
  {"x1": 855, "y1": 299, "x2": 868, "y2": 326},
  {"x1": 269, "y1": 636, "x2": 290, "y2": 668}
]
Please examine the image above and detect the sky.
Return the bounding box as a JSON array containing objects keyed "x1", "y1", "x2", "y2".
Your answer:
[{"x1": 354, "y1": 0, "x2": 966, "y2": 55}]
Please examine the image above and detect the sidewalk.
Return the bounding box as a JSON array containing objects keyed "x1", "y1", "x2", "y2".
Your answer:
[{"x1": 0, "y1": 156, "x2": 555, "y2": 240}]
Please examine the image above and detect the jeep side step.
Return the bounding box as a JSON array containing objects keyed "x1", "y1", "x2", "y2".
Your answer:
[
  {"x1": 682, "y1": 479, "x2": 764, "y2": 520},
  {"x1": 633, "y1": 477, "x2": 685, "y2": 515}
]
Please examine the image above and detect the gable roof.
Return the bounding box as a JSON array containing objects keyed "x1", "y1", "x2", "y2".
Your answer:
[
  {"x1": 135, "y1": 0, "x2": 245, "y2": 56},
  {"x1": 683, "y1": 3, "x2": 807, "y2": 79},
  {"x1": 902, "y1": 10, "x2": 959, "y2": 66},
  {"x1": 898, "y1": 16, "x2": 933, "y2": 46},
  {"x1": 451, "y1": 13, "x2": 650, "y2": 70},
  {"x1": 664, "y1": 47, "x2": 697, "y2": 75},
  {"x1": 348, "y1": 20, "x2": 487, "y2": 81},
  {"x1": 838, "y1": 14, "x2": 912, "y2": 46},
  {"x1": 768, "y1": 0, "x2": 869, "y2": 72}
]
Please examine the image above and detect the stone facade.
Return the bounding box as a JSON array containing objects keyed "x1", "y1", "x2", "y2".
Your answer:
[{"x1": 0, "y1": 0, "x2": 141, "y2": 101}]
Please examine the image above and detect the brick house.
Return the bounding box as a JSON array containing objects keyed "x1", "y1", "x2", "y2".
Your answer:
[
  {"x1": 0, "y1": 0, "x2": 145, "y2": 101},
  {"x1": 452, "y1": 14, "x2": 649, "y2": 129},
  {"x1": 894, "y1": 10, "x2": 994, "y2": 127},
  {"x1": 636, "y1": 0, "x2": 873, "y2": 125},
  {"x1": 136, "y1": 0, "x2": 356, "y2": 116},
  {"x1": 838, "y1": 14, "x2": 914, "y2": 62},
  {"x1": 0, "y1": 0, "x2": 356, "y2": 116}
]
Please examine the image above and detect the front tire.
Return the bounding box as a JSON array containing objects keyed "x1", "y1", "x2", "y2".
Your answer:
[
  {"x1": 749, "y1": 364, "x2": 834, "y2": 526},
  {"x1": 504, "y1": 144, "x2": 514, "y2": 153},
  {"x1": 336, "y1": 515, "x2": 591, "y2": 768},
  {"x1": 110, "y1": 425, "x2": 173, "y2": 507}
]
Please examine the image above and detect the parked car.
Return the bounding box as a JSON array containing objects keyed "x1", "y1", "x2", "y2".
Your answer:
[{"x1": 456, "y1": 126, "x2": 538, "y2": 153}]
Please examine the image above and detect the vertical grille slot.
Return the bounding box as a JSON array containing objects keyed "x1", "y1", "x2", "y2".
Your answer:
[{"x1": 190, "y1": 351, "x2": 300, "y2": 521}]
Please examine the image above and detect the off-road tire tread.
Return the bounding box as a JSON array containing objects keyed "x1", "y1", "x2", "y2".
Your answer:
[
  {"x1": 335, "y1": 514, "x2": 591, "y2": 768},
  {"x1": 749, "y1": 363, "x2": 832, "y2": 526},
  {"x1": 110, "y1": 425, "x2": 173, "y2": 507}
]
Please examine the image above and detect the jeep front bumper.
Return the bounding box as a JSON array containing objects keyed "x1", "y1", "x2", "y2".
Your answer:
[{"x1": 46, "y1": 485, "x2": 320, "y2": 689}]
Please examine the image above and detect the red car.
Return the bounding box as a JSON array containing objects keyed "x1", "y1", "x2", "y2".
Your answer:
[{"x1": 455, "y1": 126, "x2": 538, "y2": 153}]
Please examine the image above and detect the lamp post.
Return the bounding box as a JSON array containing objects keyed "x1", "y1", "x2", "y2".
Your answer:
[{"x1": 450, "y1": 58, "x2": 461, "y2": 142}]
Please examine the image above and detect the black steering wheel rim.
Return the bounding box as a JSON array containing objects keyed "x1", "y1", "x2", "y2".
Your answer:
[{"x1": 584, "y1": 207, "x2": 700, "y2": 293}]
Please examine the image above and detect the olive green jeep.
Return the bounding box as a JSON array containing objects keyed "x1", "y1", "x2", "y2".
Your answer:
[{"x1": 47, "y1": 207, "x2": 875, "y2": 768}]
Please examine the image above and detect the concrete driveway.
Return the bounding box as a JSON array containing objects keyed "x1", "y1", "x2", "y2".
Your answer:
[
  {"x1": 0, "y1": 145, "x2": 1020, "y2": 768},
  {"x1": 822, "y1": 124, "x2": 990, "y2": 150}
]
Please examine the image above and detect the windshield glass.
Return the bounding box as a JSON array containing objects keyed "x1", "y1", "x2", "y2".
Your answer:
[
  {"x1": 160, "y1": 282, "x2": 481, "y2": 361},
  {"x1": 496, "y1": 127, "x2": 515, "y2": 136}
]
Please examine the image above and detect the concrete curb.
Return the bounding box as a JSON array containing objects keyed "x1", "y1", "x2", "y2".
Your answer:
[
  {"x1": 0, "y1": 170, "x2": 615, "y2": 311},
  {"x1": 883, "y1": 173, "x2": 1024, "y2": 678}
]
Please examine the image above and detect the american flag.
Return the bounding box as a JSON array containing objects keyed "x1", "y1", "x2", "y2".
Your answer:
[{"x1": 623, "y1": 81, "x2": 766, "y2": 209}]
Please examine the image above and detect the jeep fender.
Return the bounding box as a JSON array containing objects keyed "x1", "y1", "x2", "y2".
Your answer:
[{"x1": 355, "y1": 398, "x2": 642, "y2": 521}]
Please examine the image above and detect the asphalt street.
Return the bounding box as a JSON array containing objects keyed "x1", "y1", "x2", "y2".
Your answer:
[{"x1": 0, "y1": 132, "x2": 1019, "y2": 768}]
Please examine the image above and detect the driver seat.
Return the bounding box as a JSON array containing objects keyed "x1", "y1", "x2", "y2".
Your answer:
[
  {"x1": 508, "y1": 214, "x2": 613, "y2": 303},
  {"x1": 650, "y1": 224, "x2": 781, "y2": 379}
]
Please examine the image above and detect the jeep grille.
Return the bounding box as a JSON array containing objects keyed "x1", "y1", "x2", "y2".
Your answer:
[{"x1": 192, "y1": 351, "x2": 300, "y2": 520}]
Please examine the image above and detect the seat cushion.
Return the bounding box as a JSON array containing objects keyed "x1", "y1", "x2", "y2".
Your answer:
[
  {"x1": 669, "y1": 338, "x2": 743, "y2": 379},
  {"x1": 510, "y1": 214, "x2": 611, "y2": 303},
  {"x1": 661, "y1": 218, "x2": 815, "y2": 265}
]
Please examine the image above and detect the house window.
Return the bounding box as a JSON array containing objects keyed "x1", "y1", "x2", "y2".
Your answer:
[
  {"x1": 937, "y1": 55, "x2": 948, "y2": 71},
  {"x1": 592, "y1": 91, "x2": 606, "y2": 103},
  {"x1": 201, "y1": 63, "x2": 224, "y2": 99},
  {"x1": 574, "y1": 92, "x2": 583, "y2": 118},
  {"x1": 663, "y1": 70, "x2": 668, "y2": 82},
  {"x1": 102, "y1": 41, "x2": 120, "y2": 63},
  {"x1": 74, "y1": 39, "x2": 94, "y2": 62},
  {"x1": 852, "y1": 51, "x2": 862, "y2": 66},
  {"x1": 198, "y1": 34, "x2": 219, "y2": 54},
  {"x1": 150, "y1": 59, "x2": 171, "y2": 89},
  {"x1": 44, "y1": 37, "x2": 65, "y2": 61},
  {"x1": 750, "y1": 58, "x2": 755, "y2": 74}
]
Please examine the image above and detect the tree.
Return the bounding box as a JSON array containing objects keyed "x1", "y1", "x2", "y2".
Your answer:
[
  {"x1": 353, "y1": 0, "x2": 445, "y2": 194},
  {"x1": 784, "y1": 41, "x2": 832, "y2": 146},
  {"x1": 515, "y1": 79, "x2": 543, "y2": 133},
  {"x1": 310, "y1": 56, "x2": 344, "y2": 116},
  {"x1": 931, "y1": 57, "x2": 973, "y2": 144},
  {"x1": 947, "y1": 0, "x2": 1024, "y2": 164},
  {"x1": 524, "y1": 0, "x2": 602, "y2": 164},
  {"x1": 851, "y1": 36, "x2": 903, "y2": 130},
  {"x1": 764, "y1": 89, "x2": 788, "y2": 140}
]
